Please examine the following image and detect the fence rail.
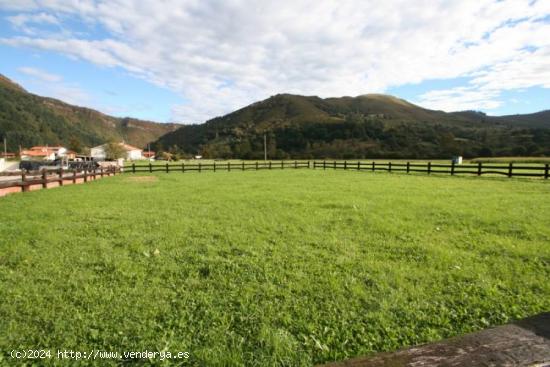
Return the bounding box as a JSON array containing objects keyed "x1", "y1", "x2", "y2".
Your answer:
[
  {"x1": 0, "y1": 166, "x2": 120, "y2": 193},
  {"x1": 126, "y1": 160, "x2": 549, "y2": 179},
  {"x1": 311, "y1": 160, "x2": 549, "y2": 179},
  {"x1": 129, "y1": 160, "x2": 311, "y2": 173}
]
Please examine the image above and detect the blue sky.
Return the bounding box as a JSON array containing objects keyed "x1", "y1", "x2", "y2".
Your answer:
[{"x1": 1, "y1": 1, "x2": 549, "y2": 123}]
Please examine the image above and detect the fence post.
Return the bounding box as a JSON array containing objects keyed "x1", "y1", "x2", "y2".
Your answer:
[
  {"x1": 21, "y1": 171, "x2": 27, "y2": 192},
  {"x1": 59, "y1": 167, "x2": 64, "y2": 186},
  {"x1": 182, "y1": 162, "x2": 185, "y2": 173},
  {"x1": 199, "y1": 162, "x2": 202, "y2": 173},
  {"x1": 545, "y1": 164, "x2": 549, "y2": 179},
  {"x1": 214, "y1": 162, "x2": 216, "y2": 172},
  {"x1": 294, "y1": 160, "x2": 297, "y2": 169},
  {"x1": 165, "y1": 162, "x2": 169, "y2": 173},
  {"x1": 281, "y1": 161, "x2": 284, "y2": 169},
  {"x1": 406, "y1": 161, "x2": 410, "y2": 174},
  {"x1": 132, "y1": 163, "x2": 135, "y2": 174},
  {"x1": 389, "y1": 162, "x2": 392, "y2": 173},
  {"x1": 344, "y1": 160, "x2": 347, "y2": 170},
  {"x1": 242, "y1": 161, "x2": 245, "y2": 171},
  {"x1": 84, "y1": 169, "x2": 88, "y2": 182},
  {"x1": 308, "y1": 161, "x2": 310, "y2": 169},
  {"x1": 427, "y1": 162, "x2": 432, "y2": 175},
  {"x1": 508, "y1": 163, "x2": 513, "y2": 178},
  {"x1": 269, "y1": 161, "x2": 272, "y2": 170},
  {"x1": 228, "y1": 162, "x2": 231, "y2": 172},
  {"x1": 100, "y1": 167, "x2": 104, "y2": 178},
  {"x1": 72, "y1": 169, "x2": 76, "y2": 184},
  {"x1": 334, "y1": 161, "x2": 336, "y2": 170},
  {"x1": 323, "y1": 160, "x2": 326, "y2": 170},
  {"x1": 372, "y1": 161, "x2": 375, "y2": 172},
  {"x1": 357, "y1": 161, "x2": 360, "y2": 171},
  {"x1": 451, "y1": 161, "x2": 455, "y2": 176},
  {"x1": 477, "y1": 162, "x2": 482, "y2": 176},
  {"x1": 42, "y1": 169, "x2": 47, "y2": 189},
  {"x1": 149, "y1": 163, "x2": 152, "y2": 173},
  {"x1": 256, "y1": 161, "x2": 258, "y2": 170}
]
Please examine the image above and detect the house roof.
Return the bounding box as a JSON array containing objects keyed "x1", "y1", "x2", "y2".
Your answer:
[
  {"x1": 143, "y1": 151, "x2": 155, "y2": 157},
  {"x1": 30, "y1": 146, "x2": 65, "y2": 151},
  {"x1": 21, "y1": 149, "x2": 55, "y2": 157}
]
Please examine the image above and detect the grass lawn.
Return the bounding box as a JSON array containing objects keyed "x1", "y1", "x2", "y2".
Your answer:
[{"x1": 1, "y1": 170, "x2": 549, "y2": 366}]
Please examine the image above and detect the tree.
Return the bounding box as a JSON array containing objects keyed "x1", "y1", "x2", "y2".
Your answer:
[
  {"x1": 104, "y1": 142, "x2": 126, "y2": 160},
  {"x1": 68, "y1": 136, "x2": 82, "y2": 153}
]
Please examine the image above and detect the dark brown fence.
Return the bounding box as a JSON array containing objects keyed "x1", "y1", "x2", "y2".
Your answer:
[
  {"x1": 127, "y1": 160, "x2": 549, "y2": 179},
  {"x1": 129, "y1": 161, "x2": 310, "y2": 173},
  {"x1": 312, "y1": 160, "x2": 549, "y2": 179},
  {"x1": 0, "y1": 166, "x2": 120, "y2": 193}
]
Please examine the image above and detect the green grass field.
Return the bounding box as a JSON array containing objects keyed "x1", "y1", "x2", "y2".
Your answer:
[{"x1": 1, "y1": 170, "x2": 549, "y2": 366}]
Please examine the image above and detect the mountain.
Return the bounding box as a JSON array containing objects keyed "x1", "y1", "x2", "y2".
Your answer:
[
  {"x1": 152, "y1": 93, "x2": 550, "y2": 159},
  {"x1": 491, "y1": 110, "x2": 550, "y2": 129},
  {"x1": 0, "y1": 74, "x2": 180, "y2": 152}
]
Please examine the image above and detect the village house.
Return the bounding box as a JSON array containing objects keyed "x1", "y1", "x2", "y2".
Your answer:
[
  {"x1": 90, "y1": 143, "x2": 143, "y2": 160},
  {"x1": 143, "y1": 151, "x2": 155, "y2": 160},
  {"x1": 20, "y1": 146, "x2": 67, "y2": 160},
  {"x1": 0, "y1": 152, "x2": 16, "y2": 159}
]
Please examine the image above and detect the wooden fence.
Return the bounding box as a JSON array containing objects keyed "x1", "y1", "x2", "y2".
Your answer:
[
  {"x1": 312, "y1": 160, "x2": 550, "y2": 179},
  {"x1": 129, "y1": 160, "x2": 311, "y2": 173},
  {"x1": 0, "y1": 166, "x2": 120, "y2": 195},
  {"x1": 127, "y1": 160, "x2": 549, "y2": 179}
]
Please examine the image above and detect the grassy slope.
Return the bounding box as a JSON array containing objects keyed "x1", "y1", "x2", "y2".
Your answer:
[
  {"x1": 1, "y1": 171, "x2": 549, "y2": 366},
  {"x1": 0, "y1": 74, "x2": 179, "y2": 151}
]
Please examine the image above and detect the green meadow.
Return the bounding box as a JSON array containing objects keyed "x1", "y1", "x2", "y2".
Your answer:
[{"x1": 1, "y1": 170, "x2": 549, "y2": 366}]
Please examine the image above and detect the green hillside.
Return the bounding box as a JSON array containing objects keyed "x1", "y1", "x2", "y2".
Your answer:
[
  {"x1": 0, "y1": 74, "x2": 180, "y2": 152},
  {"x1": 153, "y1": 94, "x2": 550, "y2": 159}
]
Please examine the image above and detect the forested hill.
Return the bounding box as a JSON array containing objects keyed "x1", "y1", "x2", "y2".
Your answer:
[
  {"x1": 0, "y1": 74, "x2": 180, "y2": 152},
  {"x1": 152, "y1": 93, "x2": 550, "y2": 159}
]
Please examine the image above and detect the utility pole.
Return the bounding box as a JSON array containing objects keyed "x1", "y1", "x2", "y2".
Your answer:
[{"x1": 263, "y1": 133, "x2": 267, "y2": 161}]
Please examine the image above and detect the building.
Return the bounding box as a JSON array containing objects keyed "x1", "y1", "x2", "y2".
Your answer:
[
  {"x1": 143, "y1": 151, "x2": 155, "y2": 159},
  {"x1": 91, "y1": 143, "x2": 143, "y2": 161},
  {"x1": 0, "y1": 152, "x2": 16, "y2": 159},
  {"x1": 20, "y1": 146, "x2": 74, "y2": 160},
  {"x1": 64, "y1": 150, "x2": 77, "y2": 160},
  {"x1": 20, "y1": 146, "x2": 64, "y2": 160}
]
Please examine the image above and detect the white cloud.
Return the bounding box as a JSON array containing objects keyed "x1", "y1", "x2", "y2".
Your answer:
[
  {"x1": 18, "y1": 66, "x2": 62, "y2": 82},
  {"x1": 417, "y1": 87, "x2": 502, "y2": 112},
  {"x1": 2, "y1": 0, "x2": 550, "y2": 121},
  {"x1": 16, "y1": 66, "x2": 92, "y2": 107},
  {"x1": 8, "y1": 12, "x2": 58, "y2": 27}
]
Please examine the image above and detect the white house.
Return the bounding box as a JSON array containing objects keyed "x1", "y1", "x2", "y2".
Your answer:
[
  {"x1": 20, "y1": 146, "x2": 64, "y2": 160},
  {"x1": 91, "y1": 143, "x2": 143, "y2": 160}
]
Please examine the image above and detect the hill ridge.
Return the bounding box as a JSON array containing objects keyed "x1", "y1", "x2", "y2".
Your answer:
[
  {"x1": 152, "y1": 93, "x2": 550, "y2": 159},
  {"x1": 0, "y1": 73, "x2": 180, "y2": 152}
]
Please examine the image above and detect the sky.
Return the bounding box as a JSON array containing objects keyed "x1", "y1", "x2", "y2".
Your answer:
[{"x1": 1, "y1": 0, "x2": 549, "y2": 124}]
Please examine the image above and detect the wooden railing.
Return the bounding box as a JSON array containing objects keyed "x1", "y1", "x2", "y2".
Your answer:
[
  {"x1": 312, "y1": 160, "x2": 549, "y2": 179},
  {"x1": 129, "y1": 161, "x2": 311, "y2": 173},
  {"x1": 0, "y1": 166, "x2": 120, "y2": 193},
  {"x1": 125, "y1": 160, "x2": 549, "y2": 179}
]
